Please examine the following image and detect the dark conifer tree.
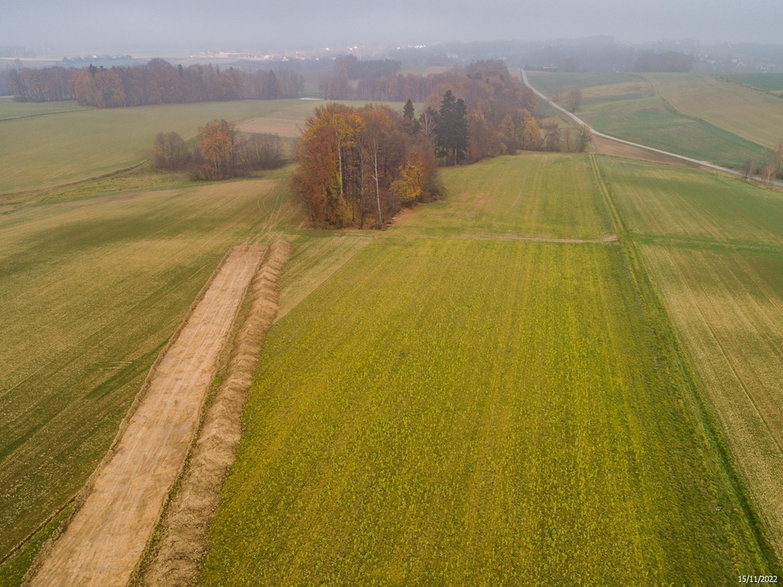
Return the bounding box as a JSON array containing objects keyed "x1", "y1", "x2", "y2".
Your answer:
[{"x1": 435, "y1": 90, "x2": 468, "y2": 165}]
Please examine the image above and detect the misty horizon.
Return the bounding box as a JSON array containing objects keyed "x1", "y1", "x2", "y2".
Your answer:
[{"x1": 3, "y1": 0, "x2": 783, "y2": 56}]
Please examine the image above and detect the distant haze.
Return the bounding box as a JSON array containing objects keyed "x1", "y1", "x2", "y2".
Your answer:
[{"x1": 4, "y1": 0, "x2": 783, "y2": 54}]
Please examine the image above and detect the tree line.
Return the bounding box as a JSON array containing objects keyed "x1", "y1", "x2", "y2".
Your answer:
[
  {"x1": 6, "y1": 59, "x2": 303, "y2": 105},
  {"x1": 152, "y1": 121, "x2": 283, "y2": 181},
  {"x1": 6, "y1": 66, "x2": 77, "y2": 101},
  {"x1": 745, "y1": 140, "x2": 783, "y2": 182}
]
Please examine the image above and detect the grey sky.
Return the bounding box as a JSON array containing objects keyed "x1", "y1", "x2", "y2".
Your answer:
[{"x1": 3, "y1": 0, "x2": 782, "y2": 54}]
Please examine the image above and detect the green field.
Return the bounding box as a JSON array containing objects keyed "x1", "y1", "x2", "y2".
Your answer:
[
  {"x1": 0, "y1": 98, "x2": 91, "y2": 120},
  {"x1": 526, "y1": 72, "x2": 643, "y2": 96},
  {"x1": 0, "y1": 99, "x2": 311, "y2": 194},
  {"x1": 391, "y1": 153, "x2": 613, "y2": 239},
  {"x1": 599, "y1": 156, "x2": 783, "y2": 249},
  {"x1": 0, "y1": 168, "x2": 370, "y2": 584},
  {"x1": 528, "y1": 72, "x2": 772, "y2": 169},
  {"x1": 645, "y1": 73, "x2": 783, "y2": 150},
  {"x1": 1, "y1": 95, "x2": 782, "y2": 584},
  {"x1": 721, "y1": 73, "x2": 783, "y2": 93},
  {"x1": 598, "y1": 156, "x2": 783, "y2": 555},
  {"x1": 200, "y1": 153, "x2": 777, "y2": 584}
]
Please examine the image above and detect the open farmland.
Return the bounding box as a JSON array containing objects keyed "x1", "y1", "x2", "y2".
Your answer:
[
  {"x1": 236, "y1": 100, "x2": 413, "y2": 139},
  {"x1": 597, "y1": 156, "x2": 783, "y2": 555},
  {"x1": 721, "y1": 74, "x2": 783, "y2": 94},
  {"x1": 392, "y1": 153, "x2": 613, "y2": 239},
  {"x1": 524, "y1": 71, "x2": 643, "y2": 96},
  {"x1": 644, "y1": 73, "x2": 783, "y2": 150},
  {"x1": 528, "y1": 72, "x2": 771, "y2": 169},
  {"x1": 0, "y1": 99, "x2": 91, "y2": 121},
  {"x1": 201, "y1": 153, "x2": 776, "y2": 584},
  {"x1": 0, "y1": 165, "x2": 369, "y2": 584},
  {"x1": 0, "y1": 99, "x2": 305, "y2": 193}
]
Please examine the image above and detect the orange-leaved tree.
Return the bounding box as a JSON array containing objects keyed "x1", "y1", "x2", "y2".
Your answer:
[{"x1": 194, "y1": 119, "x2": 237, "y2": 180}]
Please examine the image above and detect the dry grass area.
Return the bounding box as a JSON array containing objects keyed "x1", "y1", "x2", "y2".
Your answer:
[
  {"x1": 645, "y1": 73, "x2": 783, "y2": 150},
  {"x1": 642, "y1": 247, "x2": 783, "y2": 554},
  {"x1": 28, "y1": 245, "x2": 265, "y2": 587},
  {"x1": 598, "y1": 155, "x2": 783, "y2": 558}
]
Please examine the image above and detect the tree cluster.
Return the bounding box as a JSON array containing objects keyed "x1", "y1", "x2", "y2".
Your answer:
[
  {"x1": 416, "y1": 61, "x2": 589, "y2": 162},
  {"x1": 746, "y1": 140, "x2": 783, "y2": 182},
  {"x1": 152, "y1": 120, "x2": 283, "y2": 181},
  {"x1": 292, "y1": 103, "x2": 440, "y2": 228},
  {"x1": 7, "y1": 67, "x2": 77, "y2": 101}
]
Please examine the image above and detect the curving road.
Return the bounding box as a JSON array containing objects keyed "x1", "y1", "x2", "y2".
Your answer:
[{"x1": 520, "y1": 69, "x2": 783, "y2": 188}]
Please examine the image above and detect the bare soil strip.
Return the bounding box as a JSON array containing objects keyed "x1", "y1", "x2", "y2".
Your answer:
[
  {"x1": 28, "y1": 245, "x2": 265, "y2": 587},
  {"x1": 140, "y1": 241, "x2": 291, "y2": 586}
]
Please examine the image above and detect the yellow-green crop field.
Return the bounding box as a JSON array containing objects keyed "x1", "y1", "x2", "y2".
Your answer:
[
  {"x1": 1, "y1": 92, "x2": 782, "y2": 585},
  {"x1": 201, "y1": 153, "x2": 778, "y2": 584},
  {"x1": 598, "y1": 156, "x2": 783, "y2": 556}
]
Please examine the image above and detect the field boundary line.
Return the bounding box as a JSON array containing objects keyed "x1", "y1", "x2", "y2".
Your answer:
[
  {"x1": 23, "y1": 246, "x2": 255, "y2": 586},
  {"x1": 0, "y1": 160, "x2": 149, "y2": 201},
  {"x1": 590, "y1": 153, "x2": 782, "y2": 571},
  {"x1": 0, "y1": 108, "x2": 88, "y2": 123}
]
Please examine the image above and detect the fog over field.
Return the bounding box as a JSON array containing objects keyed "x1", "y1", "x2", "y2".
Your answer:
[{"x1": 3, "y1": 0, "x2": 783, "y2": 53}]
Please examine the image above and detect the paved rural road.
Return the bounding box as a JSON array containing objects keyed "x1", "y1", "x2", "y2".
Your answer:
[{"x1": 520, "y1": 70, "x2": 783, "y2": 188}]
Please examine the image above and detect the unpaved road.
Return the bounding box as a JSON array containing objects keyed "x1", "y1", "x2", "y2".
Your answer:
[
  {"x1": 520, "y1": 70, "x2": 783, "y2": 188},
  {"x1": 30, "y1": 246, "x2": 264, "y2": 587}
]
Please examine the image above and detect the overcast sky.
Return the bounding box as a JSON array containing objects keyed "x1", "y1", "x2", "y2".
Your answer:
[{"x1": 4, "y1": 0, "x2": 782, "y2": 54}]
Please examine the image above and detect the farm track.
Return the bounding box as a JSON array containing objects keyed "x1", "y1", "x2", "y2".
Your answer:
[
  {"x1": 27, "y1": 245, "x2": 265, "y2": 587},
  {"x1": 401, "y1": 233, "x2": 618, "y2": 244},
  {"x1": 141, "y1": 241, "x2": 290, "y2": 586}
]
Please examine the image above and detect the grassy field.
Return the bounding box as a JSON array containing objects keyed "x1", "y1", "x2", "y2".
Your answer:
[
  {"x1": 599, "y1": 156, "x2": 783, "y2": 249},
  {"x1": 721, "y1": 74, "x2": 783, "y2": 93},
  {"x1": 597, "y1": 156, "x2": 783, "y2": 556},
  {"x1": 0, "y1": 98, "x2": 415, "y2": 195},
  {"x1": 0, "y1": 99, "x2": 310, "y2": 194},
  {"x1": 0, "y1": 168, "x2": 372, "y2": 585},
  {"x1": 528, "y1": 72, "x2": 771, "y2": 169},
  {"x1": 526, "y1": 72, "x2": 642, "y2": 96},
  {"x1": 201, "y1": 153, "x2": 777, "y2": 584},
  {"x1": 644, "y1": 73, "x2": 783, "y2": 150},
  {"x1": 236, "y1": 99, "x2": 414, "y2": 139},
  {"x1": 0, "y1": 98, "x2": 91, "y2": 120},
  {"x1": 391, "y1": 153, "x2": 613, "y2": 239}
]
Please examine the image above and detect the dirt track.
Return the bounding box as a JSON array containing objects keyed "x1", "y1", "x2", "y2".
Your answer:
[
  {"x1": 29, "y1": 246, "x2": 264, "y2": 587},
  {"x1": 142, "y1": 241, "x2": 290, "y2": 585}
]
